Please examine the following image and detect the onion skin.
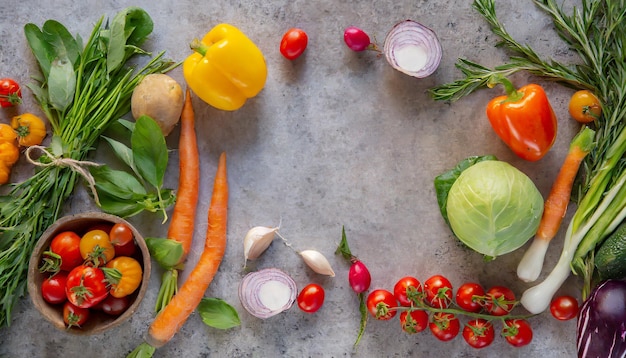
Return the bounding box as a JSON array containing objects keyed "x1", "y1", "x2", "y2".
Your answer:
[
  {"x1": 383, "y1": 19, "x2": 442, "y2": 78},
  {"x1": 239, "y1": 268, "x2": 297, "y2": 319},
  {"x1": 577, "y1": 280, "x2": 626, "y2": 358}
]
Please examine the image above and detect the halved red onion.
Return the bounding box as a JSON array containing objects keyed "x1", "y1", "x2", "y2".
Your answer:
[
  {"x1": 239, "y1": 268, "x2": 297, "y2": 319},
  {"x1": 383, "y1": 20, "x2": 442, "y2": 78}
]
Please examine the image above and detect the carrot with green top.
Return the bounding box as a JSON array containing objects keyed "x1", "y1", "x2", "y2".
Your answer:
[
  {"x1": 128, "y1": 153, "x2": 228, "y2": 357},
  {"x1": 517, "y1": 127, "x2": 595, "y2": 283}
]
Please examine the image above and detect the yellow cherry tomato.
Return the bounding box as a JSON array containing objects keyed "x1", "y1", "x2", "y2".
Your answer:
[
  {"x1": 79, "y1": 229, "x2": 115, "y2": 267},
  {"x1": 0, "y1": 123, "x2": 17, "y2": 144},
  {"x1": 568, "y1": 90, "x2": 602, "y2": 123},
  {"x1": 11, "y1": 113, "x2": 47, "y2": 146},
  {"x1": 0, "y1": 162, "x2": 11, "y2": 185},
  {"x1": 0, "y1": 141, "x2": 20, "y2": 166},
  {"x1": 105, "y1": 256, "x2": 143, "y2": 298}
]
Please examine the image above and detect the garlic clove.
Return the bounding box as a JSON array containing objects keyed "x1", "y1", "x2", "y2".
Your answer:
[
  {"x1": 299, "y1": 249, "x2": 336, "y2": 277},
  {"x1": 244, "y1": 226, "x2": 279, "y2": 261}
]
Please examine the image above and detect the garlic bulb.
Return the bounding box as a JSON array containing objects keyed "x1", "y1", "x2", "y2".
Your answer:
[
  {"x1": 243, "y1": 226, "x2": 279, "y2": 262},
  {"x1": 299, "y1": 249, "x2": 335, "y2": 277}
]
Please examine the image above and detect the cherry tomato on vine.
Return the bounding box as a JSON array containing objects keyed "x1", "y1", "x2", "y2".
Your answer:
[
  {"x1": 455, "y1": 282, "x2": 485, "y2": 313},
  {"x1": 462, "y1": 318, "x2": 495, "y2": 349},
  {"x1": 429, "y1": 312, "x2": 460, "y2": 341},
  {"x1": 393, "y1": 276, "x2": 422, "y2": 307},
  {"x1": 366, "y1": 289, "x2": 397, "y2": 320},
  {"x1": 49, "y1": 231, "x2": 83, "y2": 271},
  {"x1": 568, "y1": 90, "x2": 601, "y2": 123},
  {"x1": 550, "y1": 295, "x2": 579, "y2": 321},
  {"x1": 41, "y1": 272, "x2": 68, "y2": 305},
  {"x1": 400, "y1": 309, "x2": 429, "y2": 334},
  {"x1": 297, "y1": 283, "x2": 325, "y2": 313},
  {"x1": 484, "y1": 286, "x2": 516, "y2": 316},
  {"x1": 424, "y1": 275, "x2": 453, "y2": 308},
  {"x1": 79, "y1": 229, "x2": 115, "y2": 266},
  {"x1": 280, "y1": 28, "x2": 308, "y2": 60},
  {"x1": 109, "y1": 222, "x2": 134, "y2": 247},
  {"x1": 65, "y1": 265, "x2": 109, "y2": 308},
  {"x1": 63, "y1": 301, "x2": 90, "y2": 328},
  {"x1": 503, "y1": 319, "x2": 533, "y2": 347},
  {"x1": 0, "y1": 78, "x2": 22, "y2": 107}
]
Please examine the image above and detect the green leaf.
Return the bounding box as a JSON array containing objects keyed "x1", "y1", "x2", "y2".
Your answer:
[
  {"x1": 145, "y1": 238, "x2": 184, "y2": 269},
  {"x1": 97, "y1": 191, "x2": 145, "y2": 218},
  {"x1": 102, "y1": 136, "x2": 135, "y2": 171},
  {"x1": 107, "y1": 7, "x2": 154, "y2": 74},
  {"x1": 335, "y1": 226, "x2": 353, "y2": 260},
  {"x1": 433, "y1": 155, "x2": 497, "y2": 226},
  {"x1": 23, "y1": 23, "x2": 54, "y2": 78},
  {"x1": 41, "y1": 19, "x2": 80, "y2": 68},
  {"x1": 91, "y1": 166, "x2": 147, "y2": 198},
  {"x1": 197, "y1": 298, "x2": 241, "y2": 330},
  {"x1": 47, "y1": 57, "x2": 76, "y2": 111},
  {"x1": 126, "y1": 342, "x2": 156, "y2": 358},
  {"x1": 132, "y1": 115, "x2": 168, "y2": 189}
]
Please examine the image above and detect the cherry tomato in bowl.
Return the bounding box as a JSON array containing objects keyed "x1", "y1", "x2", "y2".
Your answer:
[
  {"x1": 49, "y1": 231, "x2": 83, "y2": 271},
  {"x1": 280, "y1": 28, "x2": 308, "y2": 60},
  {"x1": 41, "y1": 272, "x2": 68, "y2": 305},
  {"x1": 63, "y1": 301, "x2": 90, "y2": 328},
  {"x1": 65, "y1": 265, "x2": 109, "y2": 308}
]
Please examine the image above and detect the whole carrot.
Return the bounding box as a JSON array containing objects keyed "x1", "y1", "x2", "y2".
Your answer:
[
  {"x1": 168, "y1": 88, "x2": 199, "y2": 261},
  {"x1": 145, "y1": 152, "x2": 228, "y2": 349},
  {"x1": 517, "y1": 127, "x2": 595, "y2": 282}
]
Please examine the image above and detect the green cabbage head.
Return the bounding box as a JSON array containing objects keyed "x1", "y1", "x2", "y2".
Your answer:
[{"x1": 446, "y1": 160, "x2": 544, "y2": 258}]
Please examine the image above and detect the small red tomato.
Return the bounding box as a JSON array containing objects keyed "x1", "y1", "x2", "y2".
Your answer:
[
  {"x1": 0, "y1": 78, "x2": 22, "y2": 107},
  {"x1": 297, "y1": 283, "x2": 325, "y2": 313},
  {"x1": 65, "y1": 265, "x2": 109, "y2": 308},
  {"x1": 348, "y1": 260, "x2": 371, "y2": 294},
  {"x1": 49, "y1": 231, "x2": 83, "y2": 271},
  {"x1": 462, "y1": 318, "x2": 495, "y2": 349},
  {"x1": 109, "y1": 222, "x2": 134, "y2": 247},
  {"x1": 424, "y1": 274, "x2": 453, "y2": 308},
  {"x1": 280, "y1": 28, "x2": 308, "y2": 60},
  {"x1": 41, "y1": 272, "x2": 68, "y2": 305},
  {"x1": 503, "y1": 319, "x2": 533, "y2": 347},
  {"x1": 484, "y1": 286, "x2": 516, "y2": 316},
  {"x1": 366, "y1": 289, "x2": 397, "y2": 320},
  {"x1": 393, "y1": 276, "x2": 422, "y2": 307},
  {"x1": 429, "y1": 312, "x2": 460, "y2": 341},
  {"x1": 63, "y1": 301, "x2": 90, "y2": 328},
  {"x1": 400, "y1": 309, "x2": 429, "y2": 334},
  {"x1": 98, "y1": 295, "x2": 131, "y2": 316},
  {"x1": 455, "y1": 282, "x2": 485, "y2": 313},
  {"x1": 113, "y1": 239, "x2": 137, "y2": 257},
  {"x1": 550, "y1": 295, "x2": 579, "y2": 321}
]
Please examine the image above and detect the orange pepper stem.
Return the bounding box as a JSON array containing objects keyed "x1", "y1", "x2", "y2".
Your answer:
[
  {"x1": 488, "y1": 75, "x2": 524, "y2": 102},
  {"x1": 190, "y1": 39, "x2": 210, "y2": 57}
]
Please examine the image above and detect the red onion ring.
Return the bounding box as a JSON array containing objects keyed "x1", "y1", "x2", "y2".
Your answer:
[
  {"x1": 239, "y1": 268, "x2": 297, "y2": 319},
  {"x1": 383, "y1": 20, "x2": 442, "y2": 78}
]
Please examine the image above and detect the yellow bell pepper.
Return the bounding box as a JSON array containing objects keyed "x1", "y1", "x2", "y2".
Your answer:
[{"x1": 183, "y1": 24, "x2": 267, "y2": 111}]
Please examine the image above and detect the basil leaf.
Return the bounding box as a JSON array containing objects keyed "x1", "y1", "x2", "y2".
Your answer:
[
  {"x1": 145, "y1": 238, "x2": 183, "y2": 269},
  {"x1": 198, "y1": 298, "x2": 241, "y2": 330},
  {"x1": 97, "y1": 192, "x2": 145, "y2": 218},
  {"x1": 23, "y1": 23, "x2": 54, "y2": 78},
  {"x1": 48, "y1": 57, "x2": 76, "y2": 111},
  {"x1": 102, "y1": 136, "x2": 135, "y2": 172},
  {"x1": 91, "y1": 166, "x2": 147, "y2": 198},
  {"x1": 433, "y1": 155, "x2": 497, "y2": 226},
  {"x1": 132, "y1": 115, "x2": 168, "y2": 189}
]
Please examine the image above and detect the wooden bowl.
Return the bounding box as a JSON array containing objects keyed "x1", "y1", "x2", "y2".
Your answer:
[{"x1": 27, "y1": 212, "x2": 151, "y2": 335}]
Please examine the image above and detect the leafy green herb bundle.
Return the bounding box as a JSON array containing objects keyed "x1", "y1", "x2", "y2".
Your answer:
[
  {"x1": 431, "y1": 0, "x2": 626, "y2": 298},
  {"x1": 0, "y1": 7, "x2": 176, "y2": 326}
]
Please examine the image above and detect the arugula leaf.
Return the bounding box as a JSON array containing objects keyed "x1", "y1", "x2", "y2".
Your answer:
[
  {"x1": 198, "y1": 298, "x2": 241, "y2": 330},
  {"x1": 132, "y1": 115, "x2": 168, "y2": 189}
]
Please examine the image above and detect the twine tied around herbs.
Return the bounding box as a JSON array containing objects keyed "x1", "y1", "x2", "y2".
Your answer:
[{"x1": 25, "y1": 145, "x2": 102, "y2": 206}]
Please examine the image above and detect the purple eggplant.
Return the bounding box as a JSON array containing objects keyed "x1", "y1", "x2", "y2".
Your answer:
[{"x1": 577, "y1": 280, "x2": 626, "y2": 358}]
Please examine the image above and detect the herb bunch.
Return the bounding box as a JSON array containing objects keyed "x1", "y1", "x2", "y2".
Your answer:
[
  {"x1": 0, "y1": 7, "x2": 176, "y2": 326},
  {"x1": 431, "y1": 0, "x2": 626, "y2": 298}
]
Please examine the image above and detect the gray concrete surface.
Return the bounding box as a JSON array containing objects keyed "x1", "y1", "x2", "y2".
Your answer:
[{"x1": 0, "y1": 0, "x2": 580, "y2": 357}]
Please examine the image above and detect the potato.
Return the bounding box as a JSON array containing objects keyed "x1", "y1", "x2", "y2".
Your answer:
[{"x1": 131, "y1": 74, "x2": 184, "y2": 136}]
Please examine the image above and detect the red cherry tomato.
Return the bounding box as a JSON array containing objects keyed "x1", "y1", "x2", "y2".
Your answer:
[
  {"x1": 297, "y1": 283, "x2": 325, "y2": 313},
  {"x1": 366, "y1": 289, "x2": 397, "y2": 320},
  {"x1": 550, "y1": 295, "x2": 579, "y2": 321},
  {"x1": 503, "y1": 319, "x2": 533, "y2": 347},
  {"x1": 41, "y1": 272, "x2": 68, "y2": 305},
  {"x1": 400, "y1": 309, "x2": 429, "y2": 334},
  {"x1": 484, "y1": 286, "x2": 516, "y2": 316},
  {"x1": 429, "y1": 312, "x2": 460, "y2": 341},
  {"x1": 109, "y1": 222, "x2": 134, "y2": 246},
  {"x1": 49, "y1": 231, "x2": 83, "y2": 271},
  {"x1": 63, "y1": 301, "x2": 90, "y2": 328},
  {"x1": 424, "y1": 275, "x2": 453, "y2": 308},
  {"x1": 280, "y1": 28, "x2": 308, "y2": 60},
  {"x1": 65, "y1": 265, "x2": 109, "y2": 308},
  {"x1": 98, "y1": 295, "x2": 131, "y2": 316},
  {"x1": 462, "y1": 318, "x2": 495, "y2": 349},
  {"x1": 0, "y1": 78, "x2": 22, "y2": 107},
  {"x1": 113, "y1": 239, "x2": 137, "y2": 257},
  {"x1": 455, "y1": 282, "x2": 485, "y2": 313},
  {"x1": 393, "y1": 276, "x2": 422, "y2": 307}
]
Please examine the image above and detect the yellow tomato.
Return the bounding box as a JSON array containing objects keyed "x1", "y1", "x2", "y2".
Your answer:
[
  {"x1": 0, "y1": 162, "x2": 10, "y2": 185},
  {"x1": 11, "y1": 113, "x2": 47, "y2": 146},
  {"x1": 0, "y1": 141, "x2": 20, "y2": 166},
  {"x1": 0, "y1": 124, "x2": 17, "y2": 144},
  {"x1": 79, "y1": 229, "x2": 115, "y2": 266},
  {"x1": 568, "y1": 90, "x2": 602, "y2": 123},
  {"x1": 105, "y1": 256, "x2": 143, "y2": 298}
]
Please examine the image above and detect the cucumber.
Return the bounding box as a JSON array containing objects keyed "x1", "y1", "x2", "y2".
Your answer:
[{"x1": 595, "y1": 222, "x2": 626, "y2": 280}]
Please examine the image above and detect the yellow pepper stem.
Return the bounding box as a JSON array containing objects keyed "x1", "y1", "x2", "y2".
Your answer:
[{"x1": 190, "y1": 39, "x2": 210, "y2": 57}]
